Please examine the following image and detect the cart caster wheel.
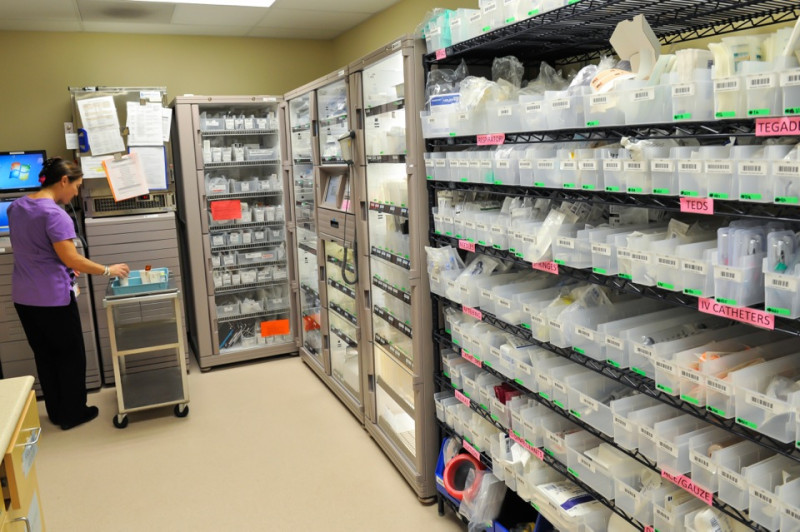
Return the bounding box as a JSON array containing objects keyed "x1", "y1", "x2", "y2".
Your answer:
[
  {"x1": 113, "y1": 414, "x2": 128, "y2": 429},
  {"x1": 174, "y1": 404, "x2": 189, "y2": 418}
]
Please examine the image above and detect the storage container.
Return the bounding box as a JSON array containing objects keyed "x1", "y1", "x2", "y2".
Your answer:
[
  {"x1": 610, "y1": 395, "x2": 662, "y2": 450},
  {"x1": 717, "y1": 446, "x2": 776, "y2": 511},
  {"x1": 746, "y1": 454, "x2": 800, "y2": 530},
  {"x1": 713, "y1": 75, "x2": 745, "y2": 119},
  {"x1": 670, "y1": 68, "x2": 715, "y2": 122},
  {"x1": 739, "y1": 144, "x2": 794, "y2": 203},
  {"x1": 567, "y1": 372, "x2": 631, "y2": 437},
  {"x1": 583, "y1": 90, "x2": 625, "y2": 127}
]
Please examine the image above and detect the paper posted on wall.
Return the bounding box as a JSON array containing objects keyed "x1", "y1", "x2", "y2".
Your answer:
[
  {"x1": 76, "y1": 95, "x2": 125, "y2": 156},
  {"x1": 102, "y1": 152, "x2": 149, "y2": 201}
]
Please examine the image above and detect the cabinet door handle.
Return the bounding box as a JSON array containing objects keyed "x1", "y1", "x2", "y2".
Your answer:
[
  {"x1": 12, "y1": 517, "x2": 32, "y2": 532},
  {"x1": 15, "y1": 427, "x2": 41, "y2": 448}
]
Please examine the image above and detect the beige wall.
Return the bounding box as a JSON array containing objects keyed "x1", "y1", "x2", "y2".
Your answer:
[
  {"x1": 0, "y1": 31, "x2": 335, "y2": 158},
  {"x1": 332, "y1": 0, "x2": 469, "y2": 66}
]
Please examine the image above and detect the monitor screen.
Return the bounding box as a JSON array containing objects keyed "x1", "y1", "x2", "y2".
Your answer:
[
  {"x1": 0, "y1": 199, "x2": 13, "y2": 234},
  {"x1": 0, "y1": 151, "x2": 46, "y2": 193}
]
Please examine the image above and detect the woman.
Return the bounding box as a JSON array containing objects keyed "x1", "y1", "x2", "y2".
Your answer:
[{"x1": 9, "y1": 157, "x2": 129, "y2": 430}]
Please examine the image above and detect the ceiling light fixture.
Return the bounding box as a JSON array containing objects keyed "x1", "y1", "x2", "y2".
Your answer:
[{"x1": 128, "y1": 0, "x2": 276, "y2": 7}]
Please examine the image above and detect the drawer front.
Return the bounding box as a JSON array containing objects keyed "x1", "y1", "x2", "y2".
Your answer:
[
  {"x1": 317, "y1": 209, "x2": 356, "y2": 245},
  {"x1": 5, "y1": 483, "x2": 44, "y2": 532},
  {"x1": 4, "y1": 391, "x2": 41, "y2": 511}
]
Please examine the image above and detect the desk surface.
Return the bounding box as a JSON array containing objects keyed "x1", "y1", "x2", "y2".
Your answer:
[{"x1": 0, "y1": 376, "x2": 34, "y2": 454}]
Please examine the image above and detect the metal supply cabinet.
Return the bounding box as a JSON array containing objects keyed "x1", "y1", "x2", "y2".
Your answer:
[
  {"x1": 0, "y1": 238, "x2": 101, "y2": 392},
  {"x1": 104, "y1": 280, "x2": 189, "y2": 428},
  {"x1": 172, "y1": 96, "x2": 297, "y2": 369}
]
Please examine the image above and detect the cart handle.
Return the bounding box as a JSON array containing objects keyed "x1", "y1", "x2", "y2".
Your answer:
[
  {"x1": 15, "y1": 427, "x2": 41, "y2": 448},
  {"x1": 12, "y1": 517, "x2": 32, "y2": 532}
]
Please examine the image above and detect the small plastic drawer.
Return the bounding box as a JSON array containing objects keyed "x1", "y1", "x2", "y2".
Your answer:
[
  {"x1": 714, "y1": 259, "x2": 765, "y2": 308},
  {"x1": 575, "y1": 149, "x2": 603, "y2": 191},
  {"x1": 778, "y1": 477, "x2": 800, "y2": 532},
  {"x1": 532, "y1": 156, "x2": 560, "y2": 188},
  {"x1": 435, "y1": 392, "x2": 457, "y2": 422},
  {"x1": 773, "y1": 157, "x2": 800, "y2": 205},
  {"x1": 620, "y1": 84, "x2": 671, "y2": 125},
  {"x1": 520, "y1": 404, "x2": 552, "y2": 448},
  {"x1": 746, "y1": 455, "x2": 800, "y2": 531},
  {"x1": 540, "y1": 416, "x2": 581, "y2": 464},
  {"x1": 518, "y1": 97, "x2": 547, "y2": 131},
  {"x1": 567, "y1": 372, "x2": 628, "y2": 437},
  {"x1": 419, "y1": 110, "x2": 452, "y2": 139},
  {"x1": 614, "y1": 477, "x2": 672, "y2": 527},
  {"x1": 610, "y1": 396, "x2": 664, "y2": 450},
  {"x1": 745, "y1": 71, "x2": 782, "y2": 117},
  {"x1": 557, "y1": 149, "x2": 578, "y2": 189},
  {"x1": 650, "y1": 157, "x2": 679, "y2": 196},
  {"x1": 678, "y1": 156, "x2": 709, "y2": 199},
  {"x1": 657, "y1": 424, "x2": 724, "y2": 475},
  {"x1": 782, "y1": 69, "x2": 800, "y2": 116},
  {"x1": 681, "y1": 252, "x2": 715, "y2": 299},
  {"x1": 690, "y1": 438, "x2": 754, "y2": 496},
  {"x1": 717, "y1": 445, "x2": 775, "y2": 511},
  {"x1": 216, "y1": 301, "x2": 240, "y2": 318},
  {"x1": 486, "y1": 101, "x2": 523, "y2": 133},
  {"x1": 544, "y1": 89, "x2": 586, "y2": 130},
  {"x1": 583, "y1": 91, "x2": 624, "y2": 127},
  {"x1": 765, "y1": 268, "x2": 800, "y2": 319},
  {"x1": 671, "y1": 74, "x2": 714, "y2": 122},
  {"x1": 653, "y1": 497, "x2": 706, "y2": 532},
  {"x1": 713, "y1": 76, "x2": 745, "y2": 119},
  {"x1": 602, "y1": 155, "x2": 627, "y2": 193}
]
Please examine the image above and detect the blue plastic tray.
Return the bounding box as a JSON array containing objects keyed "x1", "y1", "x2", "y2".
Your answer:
[{"x1": 110, "y1": 268, "x2": 169, "y2": 295}]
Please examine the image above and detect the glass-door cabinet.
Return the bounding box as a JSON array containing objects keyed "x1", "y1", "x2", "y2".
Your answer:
[{"x1": 317, "y1": 77, "x2": 350, "y2": 164}]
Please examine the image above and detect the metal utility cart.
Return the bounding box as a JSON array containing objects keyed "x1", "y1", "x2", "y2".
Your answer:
[{"x1": 104, "y1": 270, "x2": 190, "y2": 428}]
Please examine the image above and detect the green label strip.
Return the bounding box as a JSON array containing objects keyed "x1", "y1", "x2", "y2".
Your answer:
[
  {"x1": 709, "y1": 192, "x2": 729, "y2": 199},
  {"x1": 674, "y1": 113, "x2": 692, "y2": 121},
  {"x1": 657, "y1": 282, "x2": 675, "y2": 290},
  {"x1": 684, "y1": 288, "x2": 702, "y2": 296},
  {"x1": 631, "y1": 367, "x2": 646, "y2": 377},
  {"x1": 740, "y1": 193, "x2": 762, "y2": 200},
  {"x1": 680, "y1": 190, "x2": 699, "y2": 197},
  {"x1": 716, "y1": 297, "x2": 737, "y2": 306},
  {"x1": 748, "y1": 109, "x2": 770, "y2": 116},
  {"x1": 776, "y1": 196, "x2": 799, "y2": 204},
  {"x1": 653, "y1": 188, "x2": 671, "y2": 194},
  {"x1": 570, "y1": 410, "x2": 581, "y2": 418},
  {"x1": 582, "y1": 184, "x2": 595, "y2": 190},
  {"x1": 568, "y1": 467, "x2": 579, "y2": 477},
  {"x1": 593, "y1": 267, "x2": 607, "y2": 274},
  {"x1": 607, "y1": 359, "x2": 620, "y2": 368},
  {"x1": 563, "y1": 183, "x2": 576, "y2": 189},
  {"x1": 736, "y1": 417, "x2": 758, "y2": 430},
  {"x1": 628, "y1": 187, "x2": 643, "y2": 193},
  {"x1": 619, "y1": 273, "x2": 632, "y2": 280},
  {"x1": 534, "y1": 182, "x2": 545, "y2": 187},
  {"x1": 716, "y1": 111, "x2": 736, "y2": 118},
  {"x1": 586, "y1": 120, "x2": 599, "y2": 127},
  {"x1": 606, "y1": 186, "x2": 621, "y2": 192},
  {"x1": 681, "y1": 394, "x2": 700, "y2": 405},
  {"x1": 707, "y1": 405, "x2": 726, "y2": 417},
  {"x1": 786, "y1": 107, "x2": 800, "y2": 115},
  {"x1": 766, "y1": 306, "x2": 791, "y2": 316},
  {"x1": 573, "y1": 347, "x2": 585, "y2": 354},
  {"x1": 656, "y1": 384, "x2": 673, "y2": 393}
]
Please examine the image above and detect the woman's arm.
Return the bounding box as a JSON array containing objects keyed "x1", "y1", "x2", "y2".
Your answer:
[{"x1": 52, "y1": 240, "x2": 130, "y2": 277}]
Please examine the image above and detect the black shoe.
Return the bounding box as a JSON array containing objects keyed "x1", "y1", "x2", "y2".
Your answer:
[{"x1": 61, "y1": 406, "x2": 99, "y2": 430}]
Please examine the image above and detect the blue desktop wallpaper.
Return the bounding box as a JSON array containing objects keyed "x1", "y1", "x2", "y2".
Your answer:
[{"x1": 0, "y1": 153, "x2": 45, "y2": 192}]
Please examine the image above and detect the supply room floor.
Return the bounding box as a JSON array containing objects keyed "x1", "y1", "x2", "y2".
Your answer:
[{"x1": 34, "y1": 355, "x2": 464, "y2": 531}]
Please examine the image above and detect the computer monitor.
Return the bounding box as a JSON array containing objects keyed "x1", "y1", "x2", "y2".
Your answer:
[
  {"x1": 0, "y1": 199, "x2": 13, "y2": 235},
  {"x1": 0, "y1": 151, "x2": 46, "y2": 193}
]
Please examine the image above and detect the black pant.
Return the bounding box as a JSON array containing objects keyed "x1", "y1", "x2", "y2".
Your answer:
[{"x1": 15, "y1": 295, "x2": 88, "y2": 426}]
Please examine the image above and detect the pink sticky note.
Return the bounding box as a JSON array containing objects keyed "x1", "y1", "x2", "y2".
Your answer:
[
  {"x1": 462, "y1": 305, "x2": 483, "y2": 321},
  {"x1": 455, "y1": 390, "x2": 470, "y2": 407},
  {"x1": 756, "y1": 117, "x2": 800, "y2": 137},
  {"x1": 645, "y1": 527, "x2": 655, "y2": 532},
  {"x1": 463, "y1": 440, "x2": 481, "y2": 461},
  {"x1": 462, "y1": 349, "x2": 482, "y2": 368},
  {"x1": 680, "y1": 197, "x2": 714, "y2": 215},
  {"x1": 477, "y1": 133, "x2": 506, "y2": 146},
  {"x1": 532, "y1": 261, "x2": 559, "y2": 275},
  {"x1": 435, "y1": 48, "x2": 447, "y2": 60},
  {"x1": 697, "y1": 297, "x2": 775, "y2": 330},
  {"x1": 661, "y1": 469, "x2": 713, "y2": 505},
  {"x1": 459, "y1": 239, "x2": 476, "y2": 252}
]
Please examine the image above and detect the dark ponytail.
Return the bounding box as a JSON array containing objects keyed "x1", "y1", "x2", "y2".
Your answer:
[{"x1": 39, "y1": 158, "x2": 82, "y2": 188}]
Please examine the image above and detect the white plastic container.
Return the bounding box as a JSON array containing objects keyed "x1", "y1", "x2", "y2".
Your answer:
[
  {"x1": 671, "y1": 68, "x2": 714, "y2": 122},
  {"x1": 584, "y1": 90, "x2": 625, "y2": 127},
  {"x1": 610, "y1": 394, "x2": 661, "y2": 451},
  {"x1": 567, "y1": 372, "x2": 630, "y2": 437},
  {"x1": 713, "y1": 75, "x2": 745, "y2": 119},
  {"x1": 746, "y1": 454, "x2": 800, "y2": 530},
  {"x1": 739, "y1": 144, "x2": 794, "y2": 203}
]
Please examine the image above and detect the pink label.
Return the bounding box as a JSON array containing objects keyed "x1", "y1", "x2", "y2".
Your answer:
[
  {"x1": 459, "y1": 239, "x2": 476, "y2": 252},
  {"x1": 477, "y1": 133, "x2": 506, "y2": 146},
  {"x1": 645, "y1": 527, "x2": 655, "y2": 532},
  {"x1": 435, "y1": 48, "x2": 447, "y2": 60},
  {"x1": 463, "y1": 440, "x2": 480, "y2": 461},
  {"x1": 462, "y1": 305, "x2": 483, "y2": 321},
  {"x1": 508, "y1": 429, "x2": 542, "y2": 459},
  {"x1": 756, "y1": 117, "x2": 800, "y2": 137},
  {"x1": 462, "y1": 349, "x2": 482, "y2": 368},
  {"x1": 532, "y1": 261, "x2": 559, "y2": 275},
  {"x1": 661, "y1": 469, "x2": 713, "y2": 505},
  {"x1": 680, "y1": 197, "x2": 714, "y2": 214},
  {"x1": 455, "y1": 390, "x2": 470, "y2": 407},
  {"x1": 698, "y1": 297, "x2": 775, "y2": 330}
]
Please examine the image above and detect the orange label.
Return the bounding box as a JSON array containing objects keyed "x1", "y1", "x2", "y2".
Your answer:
[
  {"x1": 210, "y1": 200, "x2": 242, "y2": 221},
  {"x1": 261, "y1": 319, "x2": 290, "y2": 337}
]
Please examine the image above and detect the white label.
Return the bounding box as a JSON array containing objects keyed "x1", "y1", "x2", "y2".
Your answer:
[
  {"x1": 548, "y1": 319, "x2": 563, "y2": 331},
  {"x1": 546, "y1": 431, "x2": 563, "y2": 447},
  {"x1": 782, "y1": 505, "x2": 800, "y2": 521},
  {"x1": 719, "y1": 468, "x2": 743, "y2": 488},
  {"x1": 656, "y1": 360, "x2": 676, "y2": 375},
  {"x1": 577, "y1": 454, "x2": 597, "y2": 473},
  {"x1": 427, "y1": 26, "x2": 442, "y2": 37},
  {"x1": 679, "y1": 161, "x2": 702, "y2": 173},
  {"x1": 491, "y1": 225, "x2": 505, "y2": 235},
  {"x1": 556, "y1": 237, "x2": 575, "y2": 249},
  {"x1": 497, "y1": 105, "x2": 512, "y2": 117},
  {"x1": 482, "y1": 1, "x2": 497, "y2": 14},
  {"x1": 579, "y1": 394, "x2": 599, "y2": 411},
  {"x1": 747, "y1": 73, "x2": 775, "y2": 90},
  {"x1": 435, "y1": 159, "x2": 447, "y2": 168},
  {"x1": 550, "y1": 98, "x2": 570, "y2": 110},
  {"x1": 517, "y1": 363, "x2": 532, "y2": 376},
  {"x1": 682, "y1": 259, "x2": 707, "y2": 275},
  {"x1": 553, "y1": 380, "x2": 567, "y2": 394},
  {"x1": 476, "y1": 222, "x2": 488, "y2": 231},
  {"x1": 469, "y1": 12, "x2": 482, "y2": 23},
  {"x1": 480, "y1": 160, "x2": 493, "y2": 169},
  {"x1": 560, "y1": 161, "x2": 577, "y2": 171},
  {"x1": 525, "y1": 102, "x2": 543, "y2": 113},
  {"x1": 603, "y1": 160, "x2": 622, "y2": 172},
  {"x1": 738, "y1": 161, "x2": 767, "y2": 176},
  {"x1": 750, "y1": 486, "x2": 775, "y2": 506},
  {"x1": 630, "y1": 251, "x2": 650, "y2": 263},
  {"x1": 715, "y1": 266, "x2": 743, "y2": 282},
  {"x1": 634, "y1": 344, "x2": 654, "y2": 359},
  {"x1": 633, "y1": 88, "x2": 655, "y2": 101},
  {"x1": 575, "y1": 326, "x2": 595, "y2": 341},
  {"x1": 620, "y1": 483, "x2": 640, "y2": 501},
  {"x1": 497, "y1": 297, "x2": 512, "y2": 309},
  {"x1": 781, "y1": 71, "x2": 800, "y2": 87},
  {"x1": 651, "y1": 159, "x2": 675, "y2": 172},
  {"x1": 639, "y1": 425, "x2": 656, "y2": 441},
  {"x1": 497, "y1": 160, "x2": 511, "y2": 169},
  {"x1": 655, "y1": 506, "x2": 673, "y2": 524},
  {"x1": 537, "y1": 160, "x2": 555, "y2": 170},
  {"x1": 450, "y1": 17, "x2": 462, "y2": 28},
  {"x1": 469, "y1": 160, "x2": 480, "y2": 169},
  {"x1": 691, "y1": 451, "x2": 715, "y2": 473},
  {"x1": 579, "y1": 160, "x2": 598, "y2": 171},
  {"x1": 714, "y1": 78, "x2": 740, "y2": 92},
  {"x1": 706, "y1": 160, "x2": 733, "y2": 174},
  {"x1": 613, "y1": 415, "x2": 630, "y2": 430},
  {"x1": 522, "y1": 234, "x2": 537, "y2": 244},
  {"x1": 672, "y1": 83, "x2": 695, "y2": 97},
  {"x1": 606, "y1": 335, "x2": 624, "y2": 350},
  {"x1": 775, "y1": 163, "x2": 800, "y2": 177},
  {"x1": 624, "y1": 161, "x2": 645, "y2": 172},
  {"x1": 425, "y1": 159, "x2": 435, "y2": 169},
  {"x1": 592, "y1": 243, "x2": 612, "y2": 256},
  {"x1": 656, "y1": 255, "x2": 679, "y2": 269},
  {"x1": 681, "y1": 368, "x2": 702, "y2": 383},
  {"x1": 518, "y1": 159, "x2": 533, "y2": 170},
  {"x1": 766, "y1": 273, "x2": 798, "y2": 292},
  {"x1": 590, "y1": 94, "x2": 609, "y2": 106},
  {"x1": 746, "y1": 391, "x2": 786, "y2": 414},
  {"x1": 539, "y1": 374, "x2": 552, "y2": 387},
  {"x1": 706, "y1": 376, "x2": 732, "y2": 396},
  {"x1": 658, "y1": 438, "x2": 679, "y2": 457}
]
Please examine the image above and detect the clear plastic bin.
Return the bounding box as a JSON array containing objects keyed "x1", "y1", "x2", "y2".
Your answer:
[
  {"x1": 740, "y1": 144, "x2": 794, "y2": 203},
  {"x1": 782, "y1": 68, "x2": 800, "y2": 116},
  {"x1": 765, "y1": 265, "x2": 800, "y2": 319},
  {"x1": 583, "y1": 91, "x2": 624, "y2": 127},
  {"x1": 713, "y1": 75, "x2": 745, "y2": 119},
  {"x1": 567, "y1": 372, "x2": 629, "y2": 437},
  {"x1": 576, "y1": 148, "x2": 603, "y2": 191},
  {"x1": 713, "y1": 255, "x2": 764, "y2": 307},
  {"x1": 778, "y1": 476, "x2": 800, "y2": 532},
  {"x1": 773, "y1": 155, "x2": 800, "y2": 205},
  {"x1": 746, "y1": 454, "x2": 800, "y2": 530},
  {"x1": 717, "y1": 443, "x2": 775, "y2": 511},
  {"x1": 619, "y1": 82, "x2": 671, "y2": 125},
  {"x1": 615, "y1": 477, "x2": 671, "y2": 527},
  {"x1": 549, "y1": 365, "x2": 591, "y2": 411},
  {"x1": 519, "y1": 96, "x2": 547, "y2": 131},
  {"x1": 658, "y1": 425, "x2": 727, "y2": 475},
  {"x1": 650, "y1": 155, "x2": 679, "y2": 196},
  {"x1": 653, "y1": 496, "x2": 705, "y2": 532},
  {"x1": 557, "y1": 149, "x2": 578, "y2": 189},
  {"x1": 531, "y1": 149, "x2": 559, "y2": 188},
  {"x1": 745, "y1": 70, "x2": 782, "y2": 118},
  {"x1": 419, "y1": 110, "x2": 451, "y2": 138},
  {"x1": 486, "y1": 100, "x2": 523, "y2": 133},
  {"x1": 541, "y1": 416, "x2": 582, "y2": 464},
  {"x1": 602, "y1": 149, "x2": 629, "y2": 193},
  {"x1": 544, "y1": 88, "x2": 587, "y2": 130},
  {"x1": 626, "y1": 146, "x2": 670, "y2": 194},
  {"x1": 670, "y1": 69, "x2": 714, "y2": 122},
  {"x1": 610, "y1": 395, "x2": 661, "y2": 450}
]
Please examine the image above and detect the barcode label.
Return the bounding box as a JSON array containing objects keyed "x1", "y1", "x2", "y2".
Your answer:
[
  {"x1": 617, "y1": 248, "x2": 632, "y2": 260},
  {"x1": 592, "y1": 244, "x2": 611, "y2": 256},
  {"x1": 491, "y1": 225, "x2": 505, "y2": 235},
  {"x1": 776, "y1": 163, "x2": 800, "y2": 177},
  {"x1": 518, "y1": 160, "x2": 533, "y2": 169},
  {"x1": 550, "y1": 98, "x2": 570, "y2": 110},
  {"x1": 715, "y1": 267, "x2": 743, "y2": 282},
  {"x1": 496, "y1": 160, "x2": 510, "y2": 169},
  {"x1": 747, "y1": 74, "x2": 775, "y2": 89},
  {"x1": 526, "y1": 102, "x2": 543, "y2": 113},
  {"x1": 706, "y1": 376, "x2": 732, "y2": 395},
  {"x1": 435, "y1": 159, "x2": 447, "y2": 167},
  {"x1": 655, "y1": 506, "x2": 673, "y2": 524},
  {"x1": 781, "y1": 71, "x2": 800, "y2": 87},
  {"x1": 604, "y1": 160, "x2": 622, "y2": 172},
  {"x1": 482, "y1": 1, "x2": 497, "y2": 14},
  {"x1": 575, "y1": 326, "x2": 595, "y2": 341},
  {"x1": 537, "y1": 160, "x2": 555, "y2": 170},
  {"x1": 613, "y1": 415, "x2": 630, "y2": 430},
  {"x1": 497, "y1": 297, "x2": 512, "y2": 309},
  {"x1": 652, "y1": 159, "x2": 675, "y2": 172},
  {"x1": 658, "y1": 439, "x2": 679, "y2": 457},
  {"x1": 750, "y1": 487, "x2": 775, "y2": 506},
  {"x1": 469, "y1": 12, "x2": 482, "y2": 22},
  {"x1": 450, "y1": 17, "x2": 462, "y2": 28},
  {"x1": 577, "y1": 454, "x2": 597, "y2": 473},
  {"x1": 469, "y1": 160, "x2": 480, "y2": 168},
  {"x1": 517, "y1": 363, "x2": 532, "y2": 376},
  {"x1": 682, "y1": 259, "x2": 707, "y2": 275},
  {"x1": 425, "y1": 159, "x2": 435, "y2": 168},
  {"x1": 681, "y1": 368, "x2": 702, "y2": 383},
  {"x1": 672, "y1": 84, "x2": 695, "y2": 97},
  {"x1": 691, "y1": 452, "x2": 714, "y2": 472},
  {"x1": 633, "y1": 88, "x2": 655, "y2": 101},
  {"x1": 766, "y1": 273, "x2": 798, "y2": 291},
  {"x1": 656, "y1": 360, "x2": 675, "y2": 374},
  {"x1": 606, "y1": 335, "x2": 624, "y2": 350},
  {"x1": 560, "y1": 161, "x2": 577, "y2": 171},
  {"x1": 522, "y1": 234, "x2": 537, "y2": 244},
  {"x1": 783, "y1": 505, "x2": 800, "y2": 521},
  {"x1": 547, "y1": 431, "x2": 563, "y2": 447},
  {"x1": 634, "y1": 344, "x2": 654, "y2": 359},
  {"x1": 706, "y1": 161, "x2": 732, "y2": 173},
  {"x1": 657, "y1": 256, "x2": 679, "y2": 269},
  {"x1": 476, "y1": 223, "x2": 488, "y2": 232},
  {"x1": 630, "y1": 252, "x2": 649, "y2": 263},
  {"x1": 640, "y1": 425, "x2": 656, "y2": 441},
  {"x1": 557, "y1": 237, "x2": 575, "y2": 249},
  {"x1": 590, "y1": 94, "x2": 609, "y2": 106},
  {"x1": 738, "y1": 162, "x2": 767, "y2": 175},
  {"x1": 579, "y1": 160, "x2": 598, "y2": 171},
  {"x1": 720, "y1": 468, "x2": 743, "y2": 487},
  {"x1": 680, "y1": 161, "x2": 701, "y2": 173},
  {"x1": 624, "y1": 161, "x2": 645, "y2": 172},
  {"x1": 714, "y1": 78, "x2": 740, "y2": 92},
  {"x1": 553, "y1": 380, "x2": 567, "y2": 394},
  {"x1": 532, "y1": 315, "x2": 546, "y2": 326},
  {"x1": 746, "y1": 392, "x2": 784, "y2": 414},
  {"x1": 480, "y1": 160, "x2": 493, "y2": 169},
  {"x1": 549, "y1": 320, "x2": 563, "y2": 331},
  {"x1": 621, "y1": 484, "x2": 640, "y2": 501},
  {"x1": 464, "y1": 220, "x2": 476, "y2": 229},
  {"x1": 498, "y1": 105, "x2": 512, "y2": 117},
  {"x1": 580, "y1": 394, "x2": 599, "y2": 411}
]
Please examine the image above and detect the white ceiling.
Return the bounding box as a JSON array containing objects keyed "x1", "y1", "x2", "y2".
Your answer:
[{"x1": 0, "y1": 0, "x2": 401, "y2": 40}]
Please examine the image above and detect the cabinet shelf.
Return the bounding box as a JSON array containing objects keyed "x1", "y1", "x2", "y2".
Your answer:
[
  {"x1": 214, "y1": 279, "x2": 288, "y2": 295},
  {"x1": 330, "y1": 326, "x2": 358, "y2": 348},
  {"x1": 293, "y1": 157, "x2": 313, "y2": 164},
  {"x1": 366, "y1": 154, "x2": 407, "y2": 164},
  {"x1": 206, "y1": 190, "x2": 283, "y2": 201},
  {"x1": 372, "y1": 276, "x2": 412, "y2": 305},
  {"x1": 329, "y1": 302, "x2": 358, "y2": 326},
  {"x1": 210, "y1": 239, "x2": 284, "y2": 253},
  {"x1": 300, "y1": 282, "x2": 320, "y2": 301},
  {"x1": 298, "y1": 242, "x2": 317, "y2": 256},
  {"x1": 370, "y1": 246, "x2": 411, "y2": 270},
  {"x1": 201, "y1": 129, "x2": 279, "y2": 137},
  {"x1": 319, "y1": 113, "x2": 348, "y2": 127},
  {"x1": 212, "y1": 258, "x2": 285, "y2": 272},
  {"x1": 204, "y1": 160, "x2": 281, "y2": 169},
  {"x1": 369, "y1": 201, "x2": 408, "y2": 218},
  {"x1": 217, "y1": 306, "x2": 291, "y2": 324},
  {"x1": 377, "y1": 375, "x2": 414, "y2": 418},
  {"x1": 326, "y1": 255, "x2": 356, "y2": 274},
  {"x1": 291, "y1": 124, "x2": 311, "y2": 133},
  {"x1": 375, "y1": 333, "x2": 413, "y2": 372},
  {"x1": 365, "y1": 99, "x2": 405, "y2": 118},
  {"x1": 374, "y1": 306, "x2": 412, "y2": 339},
  {"x1": 209, "y1": 220, "x2": 284, "y2": 232},
  {"x1": 327, "y1": 278, "x2": 356, "y2": 300}
]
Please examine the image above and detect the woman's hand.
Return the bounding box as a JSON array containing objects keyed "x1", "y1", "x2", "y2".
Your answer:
[{"x1": 109, "y1": 263, "x2": 130, "y2": 278}]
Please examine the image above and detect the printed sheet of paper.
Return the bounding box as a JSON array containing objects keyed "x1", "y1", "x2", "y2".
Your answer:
[
  {"x1": 76, "y1": 95, "x2": 126, "y2": 156},
  {"x1": 102, "y1": 153, "x2": 149, "y2": 201},
  {"x1": 127, "y1": 102, "x2": 164, "y2": 146},
  {"x1": 162, "y1": 107, "x2": 173, "y2": 142},
  {"x1": 79, "y1": 155, "x2": 116, "y2": 179},
  {"x1": 129, "y1": 146, "x2": 167, "y2": 190}
]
